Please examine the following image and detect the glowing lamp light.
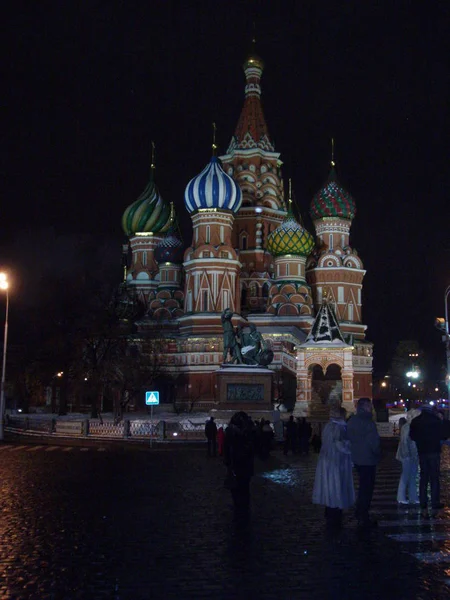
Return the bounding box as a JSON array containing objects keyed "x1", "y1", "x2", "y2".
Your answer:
[
  {"x1": 435, "y1": 387, "x2": 439, "y2": 392},
  {"x1": 173, "y1": 432, "x2": 178, "y2": 437},
  {"x1": 406, "y1": 371, "x2": 419, "y2": 379},
  {"x1": 255, "y1": 207, "x2": 263, "y2": 213},
  {"x1": 0, "y1": 273, "x2": 8, "y2": 291},
  {"x1": 430, "y1": 401, "x2": 435, "y2": 406},
  {"x1": 381, "y1": 382, "x2": 387, "y2": 388}
]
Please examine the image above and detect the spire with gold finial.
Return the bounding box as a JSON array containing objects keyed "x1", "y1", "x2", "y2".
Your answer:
[
  {"x1": 212, "y1": 122, "x2": 217, "y2": 157},
  {"x1": 226, "y1": 31, "x2": 273, "y2": 153}
]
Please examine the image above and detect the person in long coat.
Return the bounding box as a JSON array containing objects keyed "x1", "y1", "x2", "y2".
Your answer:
[
  {"x1": 396, "y1": 409, "x2": 420, "y2": 505},
  {"x1": 312, "y1": 406, "x2": 355, "y2": 528}
]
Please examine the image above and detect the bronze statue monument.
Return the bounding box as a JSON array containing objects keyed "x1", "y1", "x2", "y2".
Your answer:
[{"x1": 221, "y1": 309, "x2": 273, "y2": 366}]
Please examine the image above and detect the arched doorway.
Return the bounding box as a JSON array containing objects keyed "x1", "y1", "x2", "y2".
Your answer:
[{"x1": 309, "y1": 363, "x2": 342, "y2": 419}]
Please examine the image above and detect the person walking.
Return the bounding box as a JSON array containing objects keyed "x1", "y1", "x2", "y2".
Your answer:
[
  {"x1": 396, "y1": 409, "x2": 420, "y2": 505},
  {"x1": 205, "y1": 416, "x2": 217, "y2": 457},
  {"x1": 312, "y1": 407, "x2": 355, "y2": 529},
  {"x1": 346, "y1": 397, "x2": 381, "y2": 528},
  {"x1": 409, "y1": 405, "x2": 450, "y2": 517},
  {"x1": 283, "y1": 415, "x2": 297, "y2": 455},
  {"x1": 223, "y1": 411, "x2": 255, "y2": 524}
]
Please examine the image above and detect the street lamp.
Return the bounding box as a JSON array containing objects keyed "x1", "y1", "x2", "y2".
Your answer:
[
  {"x1": 445, "y1": 285, "x2": 450, "y2": 403},
  {"x1": 0, "y1": 273, "x2": 9, "y2": 441}
]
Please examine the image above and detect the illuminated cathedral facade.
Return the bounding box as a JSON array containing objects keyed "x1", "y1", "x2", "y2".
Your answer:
[{"x1": 120, "y1": 49, "x2": 373, "y2": 417}]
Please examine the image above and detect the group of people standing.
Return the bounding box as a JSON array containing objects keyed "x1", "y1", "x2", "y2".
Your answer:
[
  {"x1": 206, "y1": 399, "x2": 450, "y2": 529},
  {"x1": 283, "y1": 416, "x2": 313, "y2": 455},
  {"x1": 313, "y1": 398, "x2": 450, "y2": 530}
]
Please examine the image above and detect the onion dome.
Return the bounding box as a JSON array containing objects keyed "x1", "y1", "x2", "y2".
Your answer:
[
  {"x1": 310, "y1": 166, "x2": 356, "y2": 221},
  {"x1": 184, "y1": 156, "x2": 242, "y2": 214},
  {"x1": 122, "y1": 170, "x2": 172, "y2": 236},
  {"x1": 267, "y1": 206, "x2": 314, "y2": 257},
  {"x1": 154, "y1": 229, "x2": 184, "y2": 264}
]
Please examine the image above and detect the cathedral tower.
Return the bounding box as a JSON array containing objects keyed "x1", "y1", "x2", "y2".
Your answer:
[
  {"x1": 121, "y1": 148, "x2": 174, "y2": 306},
  {"x1": 220, "y1": 46, "x2": 286, "y2": 313},
  {"x1": 179, "y1": 144, "x2": 242, "y2": 337},
  {"x1": 306, "y1": 151, "x2": 373, "y2": 398}
]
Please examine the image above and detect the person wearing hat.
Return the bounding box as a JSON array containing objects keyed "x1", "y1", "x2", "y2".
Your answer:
[{"x1": 312, "y1": 406, "x2": 355, "y2": 529}]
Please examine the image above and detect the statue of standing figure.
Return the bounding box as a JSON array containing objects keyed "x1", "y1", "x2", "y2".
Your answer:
[{"x1": 221, "y1": 308, "x2": 243, "y2": 364}]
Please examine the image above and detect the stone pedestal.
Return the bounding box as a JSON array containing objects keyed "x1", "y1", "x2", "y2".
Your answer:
[{"x1": 215, "y1": 366, "x2": 273, "y2": 412}]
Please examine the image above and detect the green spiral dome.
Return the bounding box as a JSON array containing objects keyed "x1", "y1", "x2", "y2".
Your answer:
[{"x1": 122, "y1": 172, "x2": 172, "y2": 236}]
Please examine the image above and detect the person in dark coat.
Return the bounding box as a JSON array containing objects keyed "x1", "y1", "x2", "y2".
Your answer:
[
  {"x1": 409, "y1": 405, "x2": 450, "y2": 516},
  {"x1": 298, "y1": 417, "x2": 312, "y2": 454},
  {"x1": 284, "y1": 415, "x2": 297, "y2": 455},
  {"x1": 205, "y1": 416, "x2": 218, "y2": 457},
  {"x1": 346, "y1": 398, "x2": 381, "y2": 527},
  {"x1": 224, "y1": 411, "x2": 255, "y2": 523}
]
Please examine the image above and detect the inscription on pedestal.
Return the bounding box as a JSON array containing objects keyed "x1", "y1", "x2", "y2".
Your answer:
[{"x1": 227, "y1": 383, "x2": 264, "y2": 403}]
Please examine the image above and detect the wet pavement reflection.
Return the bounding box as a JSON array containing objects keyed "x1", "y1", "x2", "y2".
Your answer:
[{"x1": 0, "y1": 441, "x2": 448, "y2": 599}]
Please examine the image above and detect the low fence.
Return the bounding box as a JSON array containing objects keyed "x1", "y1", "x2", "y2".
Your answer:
[
  {"x1": 4, "y1": 415, "x2": 227, "y2": 442},
  {"x1": 4, "y1": 414, "x2": 399, "y2": 443}
]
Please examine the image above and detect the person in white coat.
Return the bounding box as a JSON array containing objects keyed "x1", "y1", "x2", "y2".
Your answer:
[
  {"x1": 312, "y1": 406, "x2": 355, "y2": 528},
  {"x1": 396, "y1": 409, "x2": 420, "y2": 505}
]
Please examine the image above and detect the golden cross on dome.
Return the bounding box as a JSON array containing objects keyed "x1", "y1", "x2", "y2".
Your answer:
[
  {"x1": 151, "y1": 140, "x2": 156, "y2": 171},
  {"x1": 212, "y1": 122, "x2": 217, "y2": 156},
  {"x1": 331, "y1": 138, "x2": 335, "y2": 167}
]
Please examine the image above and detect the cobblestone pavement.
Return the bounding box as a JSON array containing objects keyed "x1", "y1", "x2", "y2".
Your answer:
[{"x1": 0, "y1": 440, "x2": 449, "y2": 599}]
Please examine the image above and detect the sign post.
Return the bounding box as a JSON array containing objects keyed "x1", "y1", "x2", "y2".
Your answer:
[{"x1": 145, "y1": 391, "x2": 160, "y2": 448}]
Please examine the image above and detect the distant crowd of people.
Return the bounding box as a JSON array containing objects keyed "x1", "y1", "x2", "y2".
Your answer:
[{"x1": 204, "y1": 399, "x2": 450, "y2": 528}]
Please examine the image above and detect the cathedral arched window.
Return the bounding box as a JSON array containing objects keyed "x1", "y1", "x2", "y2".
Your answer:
[
  {"x1": 203, "y1": 291, "x2": 208, "y2": 311},
  {"x1": 241, "y1": 236, "x2": 247, "y2": 250},
  {"x1": 142, "y1": 252, "x2": 147, "y2": 266},
  {"x1": 220, "y1": 226, "x2": 224, "y2": 243},
  {"x1": 206, "y1": 226, "x2": 210, "y2": 244},
  {"x1": 262, "y1": 282, "x2": 270, "y2": 298}
]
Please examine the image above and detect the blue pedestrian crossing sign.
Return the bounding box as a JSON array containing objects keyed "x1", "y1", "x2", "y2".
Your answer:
[{"x1": 145, "y1": 391, "x2": 160, "y2": 405}]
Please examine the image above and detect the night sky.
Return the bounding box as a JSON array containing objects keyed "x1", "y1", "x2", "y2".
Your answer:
[{"x1": 1, "y1": 1, "x2": 449, "y2": 379}]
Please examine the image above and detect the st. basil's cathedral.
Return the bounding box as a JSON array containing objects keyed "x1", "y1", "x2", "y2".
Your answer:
[{"x1": 120, "y1": 47, "x2": 373, "y2": 417}]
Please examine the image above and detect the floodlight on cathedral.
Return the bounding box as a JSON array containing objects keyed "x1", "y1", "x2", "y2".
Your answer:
[
  {"x1": 184, "y1": 156, "x2": 242, "y2": 214},
  {"x1": 310, "y1": 165, "x2": 356, "y2": 222},
  {"x1": 122, "y1": 166, "x2": 172, "y2": 236}
]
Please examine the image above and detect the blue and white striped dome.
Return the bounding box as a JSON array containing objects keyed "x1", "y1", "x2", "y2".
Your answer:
[{"x1": 184, "y1": 156, "x2": 242, "y2": 214}]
